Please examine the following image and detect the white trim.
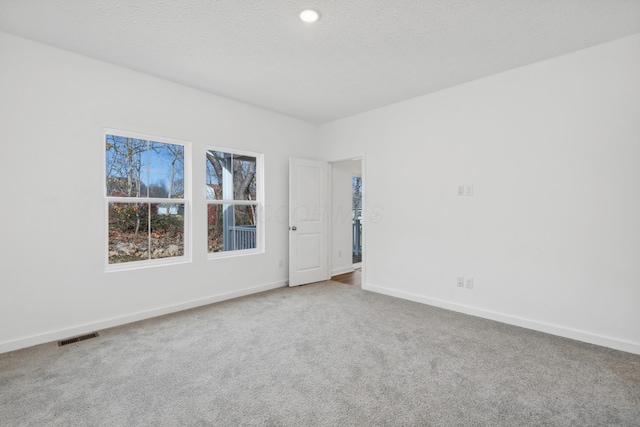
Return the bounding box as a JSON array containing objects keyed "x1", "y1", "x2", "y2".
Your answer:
[
  {"x1": 106, "y1": 197, "x2": 187, "y2": 204},
  {"x1": 206, "y1": 247, "x2": 265, "y2": 260},
  {"x1": 205, "y1": 144, "x2": 262, "y2": 163},
  {"x1": 206, "y1": 200, "x2": 259, "y2": 205},
  {"x1": 364, "y1": 283, "x2": 640, "y2": 356},
  {"x1": 0, "y1": 280, "x2": 286, "y2": 355},
  {"x1": 105, "y1": 255, "x2": 191, "y2": 273},
  {"x1": 104, "y1": 128, "x2": 189, "y2": 147}
]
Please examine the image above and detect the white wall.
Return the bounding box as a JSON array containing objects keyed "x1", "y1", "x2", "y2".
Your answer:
[
  {"x1": 320, "y1": 34, "x2": 640, "y2": 354},
  {"x1": 330, "y1": 160, "x2": 361, "y2": 275},
  {"x1": 2, "y1": 30, "x2": 639, "y2": 356},
  {"x1": 0, "y1": 32, "x2": 320, "y2": 353}
]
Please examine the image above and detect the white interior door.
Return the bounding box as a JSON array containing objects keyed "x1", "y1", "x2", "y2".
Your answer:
[{"x1": 289, "y1": 158, "x2": 329, "y2": 287}]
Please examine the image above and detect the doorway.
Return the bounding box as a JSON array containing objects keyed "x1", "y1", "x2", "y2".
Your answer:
[
  {"x1": 352, "y1": 174, "x2": 362, "y2": 265},
  {"x1": 330, "y1": 158, "x2": 364, "y2": 281}
]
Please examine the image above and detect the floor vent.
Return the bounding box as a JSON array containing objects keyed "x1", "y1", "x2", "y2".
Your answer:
[{"x1": 58, "y1": 332, "x2": 99, "y2": 347}]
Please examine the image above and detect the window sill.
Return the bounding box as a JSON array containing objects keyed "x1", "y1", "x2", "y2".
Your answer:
[
  {"x1": 207, "y1": 248, "x2": 264, "y2": 261},
  {"x1": 105, "y1": 256, "x2": 191, "y2": 273}
]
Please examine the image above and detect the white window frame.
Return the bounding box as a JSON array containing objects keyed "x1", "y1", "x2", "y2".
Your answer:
[
  {"x1": 206, "y1": 145, "x2": 264, "y2": 259},
  {"x1": 104, "y1": 128, "x2": 191, "y2": 271}
]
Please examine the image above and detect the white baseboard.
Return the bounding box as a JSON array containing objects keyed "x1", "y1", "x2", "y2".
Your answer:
[
  {"x1": 0, "y1": 280, "x2": 287, "y2": 354},
  {"x1": 331, "y1": 266, "x2": 355, "y2": 277},
  {"x1": 363, "y1": 283, "x2": 640, "y2": 356}
]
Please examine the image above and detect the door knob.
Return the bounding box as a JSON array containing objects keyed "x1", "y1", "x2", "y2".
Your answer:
[{"x1": 291, "y1": 226, "x2": 297, "y2": 231}]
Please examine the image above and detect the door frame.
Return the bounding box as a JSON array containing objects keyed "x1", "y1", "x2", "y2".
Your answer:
[{"x1": 328, "y1": 153, "x2": 366, "y2": 288}]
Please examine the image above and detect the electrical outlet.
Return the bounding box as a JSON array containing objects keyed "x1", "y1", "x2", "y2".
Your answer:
[
  {"x1": 457, "y1": 185, "x2": 465, "y2": 196},
  {"x1": 465, "y1": 277, "x2": 474, "y2": 289},
  {"x1": 465, "y1": 185, "x2": 474, "y2": 196},
  {"x1": 456, "y1": 277, "x2": 464, "y2": 287}
]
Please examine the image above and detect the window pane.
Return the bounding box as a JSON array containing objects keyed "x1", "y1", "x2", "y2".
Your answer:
[
  {"x1": 205, "y1": 151, "x2": 257, "y2": 201},
  {"x1": 233, "y1": 205, "x2": 257, "y2": 250},
  {"x1": 207, "y1": 204, "x2": 223, "y2": 252},
  {"x1": 106, "y1": 135, "x2": 185, "y2": 199},
  {"x1": 233, "y1": 155, "x2": 257, "y2": 200},
  {"x1": 208, "y1": 204, "x2": 258, "y2": 252},
  {"x1": 108, "y1": 202, "x2": 150, "y2": 264},
  {"x1": 205, "y1": 150, "x2": 224, "y2": 200},
  {"x1": 105, "y1": 135, "x2": 149, "y2": 197},
  {"x1": 150, "y1": 203, "x2": 184, "y2": 259},
  {"x1": 108, "y1": 202, "x2": 185, "y2": 264},
  {"x1": 149, "y1": 142, "x2": 185, "y2": 198}
]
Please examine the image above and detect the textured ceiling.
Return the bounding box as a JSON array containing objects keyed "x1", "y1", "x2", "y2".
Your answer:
[{"x1": 1, "y1": 0, "x2": 639, "y2": 123}]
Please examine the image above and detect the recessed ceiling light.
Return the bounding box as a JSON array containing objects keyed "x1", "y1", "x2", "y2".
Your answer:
[{"x1": 300, "y1": 9, "x2": 320, "y2": 23}]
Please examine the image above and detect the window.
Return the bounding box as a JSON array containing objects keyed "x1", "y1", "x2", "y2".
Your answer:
[
  {"x1": 105, "y1": 130, "x2": 189, "y2": 268},
  {"x1": 206, "y1": 147, "x2": 263, "y2": 256}
]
